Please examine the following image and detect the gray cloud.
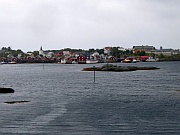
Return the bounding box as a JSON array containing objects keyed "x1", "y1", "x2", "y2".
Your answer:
[{"x1": 0, "y1": 0, "x2": 179, "y2": 51}]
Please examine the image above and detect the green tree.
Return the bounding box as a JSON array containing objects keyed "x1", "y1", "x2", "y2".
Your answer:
[
  {"x1": 63, "y1": 48, "x2": 72, "y2": 51},
  {"x1": 96, "y1": 49, "x2": 104, "y2": 54},
  {"x1": 158, "y1": 53, "x2": 165, "y2": 58},
  {"x1": 89, "y1": 48, "x2": 95, "y2": 54},
  {"x1": 135, "y1": 51, "x2": 146, "y2": 56},
  {"x1": 33, "y1": 51, "x2": 39, "y2": 56}
]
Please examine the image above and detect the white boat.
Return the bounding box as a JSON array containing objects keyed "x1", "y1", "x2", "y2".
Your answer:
[
  {"x1": 1, "y1": 61, "x2": 8, "y2": 64},
  {"x1": 146, "y1": 57, "x2": 159, "y2": 62},
  {"x1": 60, "y1": 59, "x2": 72, "y2": 64},
  {"x1": 72, "y1": 61, "x2": 77, "y2": 64},
  {"x1": 61, "y1": 59, "x2": 66, "y2": 64},
  {"x1": 86, "y1": 59, "x2": 98, "y2": 64},
  {"x1": 8, "y1": 61, "x2": 17, "y2": 64},
  {"x1": 132, "y1": 59, "x2": 137, "y2": 63}
]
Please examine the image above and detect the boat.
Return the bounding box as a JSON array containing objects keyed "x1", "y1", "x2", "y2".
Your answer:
[
  {"x1": 8, "y1": 61, "x2": 17, "y2": 64},
  {"x1": 1, "y1": 61, "x2": 8, "y2": 64},
  {"x1": 60, "y1": 59, "x2": 66, "y2": 64},
  {"x1": 72, "y1": 61, "x2": 77, "y2": 64},
  {"x1": 146, "y1": 57, "x2": 159, "y2": 62},
  {"x1": 123, "y1": 59, "x2": 131, "y2": 63},
  {"x1": 132, "y1": 59, "x2": 137, "y2": 63},
  {"x1": 60, "y1": 59, "x2": 72, "y2": 64},
  {"x1": 86, "y1": 59, "x2": 98, "y2": 64}
]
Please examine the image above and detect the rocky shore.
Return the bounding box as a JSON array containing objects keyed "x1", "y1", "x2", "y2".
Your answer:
[
  {"x1": 0, "y1": 88, "x2": 14, "y2": 93},
  {"x1": 82, "y1": 64, "x2": 160, "y2": 72}
]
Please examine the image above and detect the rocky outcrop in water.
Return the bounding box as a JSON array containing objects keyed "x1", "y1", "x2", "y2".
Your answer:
[
  {"x1": 4, "y1": 101, "x2": 30, "y2": 104},
  {"x1": 0, "y1": 88, "x2": 14, "y2": 93},
  {"x1": 83, "y1": 64, "x2": 160, "y2": 72}
]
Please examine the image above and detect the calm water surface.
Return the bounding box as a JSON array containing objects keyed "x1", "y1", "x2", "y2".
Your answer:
[{"x1": 0, "y1": 62, "x2": 180, "y2": 135}]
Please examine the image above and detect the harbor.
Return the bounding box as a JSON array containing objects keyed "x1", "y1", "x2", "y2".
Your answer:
[{"x1": 0, "y1": 62, "x2": 180, "y2": 134}]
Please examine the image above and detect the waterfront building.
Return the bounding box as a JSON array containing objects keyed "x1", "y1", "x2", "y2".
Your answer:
[
  {"x1": 147, "y1": 46, "x2": 180, "y2": 56},
  {"x1": 133, "y1": 45, "x2": 155, "y2": 53},
  {"x1": 77, "y1": 55, "x2": 86, "y2": 64}
]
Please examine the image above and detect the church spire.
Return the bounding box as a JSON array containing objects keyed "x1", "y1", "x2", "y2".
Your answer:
[
  {"x1": 40, "y1": 46, "x2": 43, "y2": 51},
  {"x1": 39, "y1": 46, "x2": 44, "y2": 56}
]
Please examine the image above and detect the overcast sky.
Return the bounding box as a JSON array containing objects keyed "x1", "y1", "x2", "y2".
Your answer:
[{"x1": 0, "y1": 0, "x2": 180, "y2": 52}]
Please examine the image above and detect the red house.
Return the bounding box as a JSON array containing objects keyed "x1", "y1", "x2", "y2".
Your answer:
[
  {"x1": 140, "y1": 56, "x2": 149, "y2": 62},
  {"x1": 106, "y1": 56, "x2": 116, "y2": 63},
  {"x1": 77, "y1": 55, "x2": 86, "y2": 64}
]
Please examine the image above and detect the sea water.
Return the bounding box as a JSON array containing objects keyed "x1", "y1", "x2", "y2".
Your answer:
[{"x1": 0, "y1": 62, "x2": 180, "y2": 135}]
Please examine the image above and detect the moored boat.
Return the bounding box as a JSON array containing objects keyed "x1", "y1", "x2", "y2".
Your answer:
[
  {"x1": 8, "y1": 61, "x2": 17, "y2": 64},
  {"x1": 146, "y1": 57, "x2": 159, "y2": 62},
  {"x1": 1, "y1": 61, "x2": 8, "y2": 64},
  {"x1": 132, "y1": 59, "x2": 137, "y2": 63},
  {"x1": 61, "y1": 59, "x2": 72, "y2": 64},
  {"x1": 123, "y1": 59, "x2": 131, "y2": 63},
  {"x1": 72, "y1": 61, "x2": 77, "y2": 64},
  {"x1": 86, "y1": 59, "x2": 98, "y2": 64}
]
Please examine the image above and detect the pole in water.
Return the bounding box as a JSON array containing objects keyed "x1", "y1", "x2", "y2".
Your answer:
[
  {"x1": 93, "y1": 66, "x2": 95, "y2": 82},
  {"x1": 43, "y1": 61, "x2": 44, "y2": 69}
]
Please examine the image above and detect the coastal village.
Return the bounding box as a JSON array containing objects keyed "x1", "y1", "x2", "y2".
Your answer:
[{"x1": 0, "y1": 45, "x2": 180, "y2": 64}]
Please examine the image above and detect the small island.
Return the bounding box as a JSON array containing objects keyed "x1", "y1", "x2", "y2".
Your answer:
[{"x1": 82, "y1": 64, "x2": 160, "y2": 72}]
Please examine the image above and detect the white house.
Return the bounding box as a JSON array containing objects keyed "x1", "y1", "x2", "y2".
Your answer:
[{"x1": 104, "y1": 47, "x2": 112, "y2": 55}]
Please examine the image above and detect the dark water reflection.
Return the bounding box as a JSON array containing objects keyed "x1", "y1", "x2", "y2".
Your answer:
[{"x1": 0, "y1": 62, "x2": 180, "y2": 135}]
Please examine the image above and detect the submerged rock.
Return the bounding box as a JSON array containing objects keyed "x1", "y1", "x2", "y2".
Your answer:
[
  {"x1": 83, "y1": 64, "x2": 160, "y2": 72},
  {"x1": 4, "y1": 101, "x2": 30, "y2": 104},
  {"x1": 0, "y1": 88, "x2": 14, "y2": 93}
]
